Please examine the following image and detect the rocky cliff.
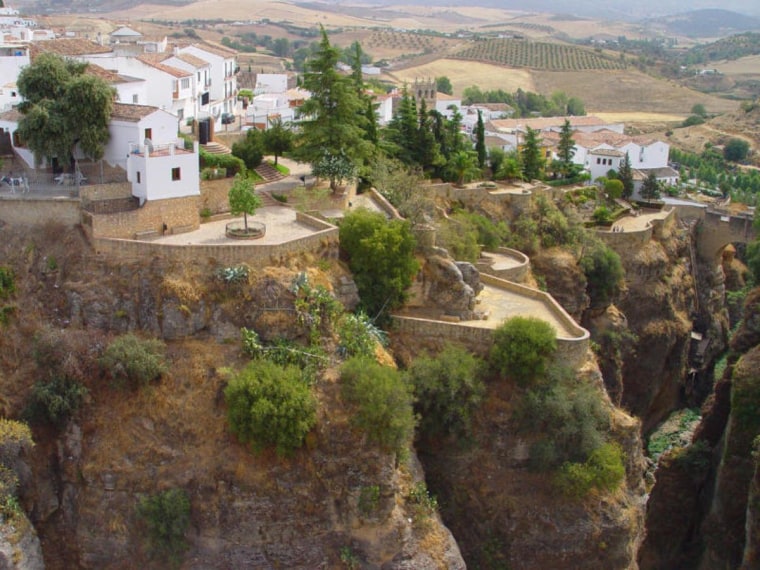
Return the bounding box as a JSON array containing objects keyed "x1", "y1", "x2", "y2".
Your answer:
[{"x1": 0, "y1": 225, "x2": 464, "y2": 569}]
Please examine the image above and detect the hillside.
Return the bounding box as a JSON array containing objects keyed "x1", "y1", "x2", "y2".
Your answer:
[{"x1": 642, "y1": 10, "x2": 760, "y2": 39}]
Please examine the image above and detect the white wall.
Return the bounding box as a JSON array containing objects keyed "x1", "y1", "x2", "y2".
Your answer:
[
  {"x1": 104, "y1": 110, "x2": 179, "y2": 169},
  {"x1": 128, "y1": 148, "x2": 199, "y2": 202},
  {"x1": 255, "y1": 73, "x2": 287, "y2": 94},
  {"x1": 0, "y1": 48, "x2": 29, "y2": 86}
]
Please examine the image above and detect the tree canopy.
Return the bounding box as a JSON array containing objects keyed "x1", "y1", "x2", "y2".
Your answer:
[
  {"x1": 228, "y1": 175, "x2": 262, "y2": 231},
  {"x1": 293, "y1": 27, "x2": 370, "y2": 173},
  {"x1": 17, "y1": 53, "x2": 115, "y2": 168},
  {"x1": 339, "y1": 208, "x2": 419, "y2": 322},
  {"x1": 520, "y1": 127, "x2": 545, "y2": 181}
]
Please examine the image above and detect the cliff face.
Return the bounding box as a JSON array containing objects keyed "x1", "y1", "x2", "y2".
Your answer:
[
  {"x1": 639, "y1": 288, "x2": 760, "y2": 569},
  {"x1": 409, "y1": 354, "x2": 647, "y2": 570},
  {"x1": 0, "y1": 514, "x2": 45, "y2": 570},
  {"x1": 0, "y1": 226, "x2": 464, "y2": 570}
]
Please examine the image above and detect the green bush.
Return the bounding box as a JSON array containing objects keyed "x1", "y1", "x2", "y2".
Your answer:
[
  {"x1": 337, "y1": 311, "x2": 387, "y2": 358},
  {"x1": 490, "y1": 317, "x2": 557, "y2": 386},
  {"x1": 0, "y1": 419, "x2": 33, "y2": 520},
  {"x1": 437, "y1": 214, "x2": 481, "y2": 262},
  {"x1": 24, "y1": 376, "x2": 88, "y2": 427},
  {"x1": 137, "y1": 488, "x2": 191, "y2": 564},
  {"x1": 199, "y1": 149, "x2": 245, "y2": 177},
  {"x1": 555, "y1": 442, "x2": 625, "y2": 498},
  {"x1": 405, "y1": 344, "x2": 485, "y2": 439},
  {"x1": 240, "y1": 328, "x2": 327, "y2": 384},
  {"x1": 515, "y1": 366, "x2": 611, "y2": 470},
  {"x1": 339, "y1": 209, "x2": 419, "y2": 323},
  {"x1": 340, "y1": 357, "x2": 415, "y2": 454},
  {"x1": 200, "y1": 167, "x2": 226, "y2": 180},
  {"x1": 0, "y1": 267, "x2": 16, "y2": 299},
  {"x1": 231, "y1": 128, "x2": 265, "y2": 171},
  {"x1": 580, "y1": 241, "x2": 624, "y2": 306},
  {"x1": 224, "y1": 360, "x2": 316, "y2": 457},
  {"x1": 406, "y1": 481, "x2": 439, "y2": 529},
  {"x1": 100, "y1": 334, "x2": 168, "y2": 389}
]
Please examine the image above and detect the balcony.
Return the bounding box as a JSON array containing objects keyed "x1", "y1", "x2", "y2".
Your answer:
[{"x1": 129, "y1": 141, "x2": 194, "y2": 158}]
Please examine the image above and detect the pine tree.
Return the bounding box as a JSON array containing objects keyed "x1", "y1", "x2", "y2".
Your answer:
[
  {"x1": 475, "y1": 110, "x2": 486, "y2": 169},
  {"x1": 385, "y1": 90, "x2": 419, "y2": 165},
  {"x1": 520, "y1": 127, "x2": 544, "y2": 181},
  {"x1": 640, "y1": 171, "x2": 661, "y2": 202},
  {"x1": 618, "y1": 152, "x2": 634, "y2": 199},
  {"x1": 293, "y1": 27, "x2": 370, "y2": 172},
  {"x1": 557, "y1": 119, "x2": 576, "y2": 177}
]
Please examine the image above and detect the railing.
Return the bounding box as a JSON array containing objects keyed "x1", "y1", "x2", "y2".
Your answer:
[{"x1": 128, "y1": 141, "x2": 192, "y2": 157}]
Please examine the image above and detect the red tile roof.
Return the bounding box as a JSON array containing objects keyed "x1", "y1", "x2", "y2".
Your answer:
[
  {"x1": 110, "y1": 102, "x2": 160, "y2": 122},
  {"x1": 137, "y1": 54, "x2": 192, "y2": 78},
  {"x1": 28, "y1": 39, "x2": 112, "y2": 60}
]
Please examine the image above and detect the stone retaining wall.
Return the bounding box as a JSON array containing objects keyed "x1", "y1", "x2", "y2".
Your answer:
[
  {"x1": 393, "y1": 273, "x2": 590, "y2": 368},
  {"x1": 83, "y1": 196, "x2": 200, "y2": 239},
  {"x1": 0, "y1": 196, "x2": 81, "y2": 227},
  {"x1": 476, "y1": 247, "x2": 530, "y2": 283},
  {"x1": 91, "y1": 212, "x2": 339, "y2": 269}
]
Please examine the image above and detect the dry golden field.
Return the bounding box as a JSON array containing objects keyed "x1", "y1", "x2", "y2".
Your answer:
[
  {"x1": 389, "y1": 59, "x2": 535, "y2": 93},
  {"x1": 712, "y1": 55, "x2": 760, "y2": 76}
]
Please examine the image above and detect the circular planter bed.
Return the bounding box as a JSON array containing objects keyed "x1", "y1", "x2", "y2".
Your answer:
[{"x1": 225, "y1": 221, "x2": 266, "y2": 240}]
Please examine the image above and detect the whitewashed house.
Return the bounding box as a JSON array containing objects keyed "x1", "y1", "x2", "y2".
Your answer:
[
  {"x1": 0, "y1": 43, "x2": 29, "y2": 92},
  {"x1": 111, "y1": 103, "x2": 199, "y2": 203},
  {"x1": 178, "y1": 43, "x2": 239, "y2": 127},
  {"x1": 162, "y1": 51, "x2": 212, "y2": 122},
  {"x1": 254, "y1": 73, "x2": 288, "y2": 95}
]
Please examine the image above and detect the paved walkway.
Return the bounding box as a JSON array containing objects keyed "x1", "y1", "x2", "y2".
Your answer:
[
  {"x1": 608, "y1": 208, "x2": 670, "y2": 232},
  {"x1": 480, "y1": 251, "x2": 525, "y2": 271}
]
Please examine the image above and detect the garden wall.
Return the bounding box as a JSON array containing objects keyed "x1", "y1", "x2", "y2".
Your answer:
[{"x1": 0, "y1": 196, "x2": 81, "y2": 227}]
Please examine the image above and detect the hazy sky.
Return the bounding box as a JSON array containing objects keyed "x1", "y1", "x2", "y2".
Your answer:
[{"x1": 391, "y1": 0, "x2": 760, "y2": 20}]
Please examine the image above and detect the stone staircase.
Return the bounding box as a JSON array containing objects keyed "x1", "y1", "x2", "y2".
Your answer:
[
  {"x1": 201, "y1": 141, "x2": 232, "y2": 155},
  {"x1": 254, "y1": 162, "x2": 286, "y2": 184},
  {"x1": 257, "y1": 190, "x2": 286, "y2": 208}
]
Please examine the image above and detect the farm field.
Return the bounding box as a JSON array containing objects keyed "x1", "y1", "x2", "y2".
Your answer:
[
  {"x1": 388, "y1": 59, "x2": 535, "y2": 94},
  {"x1": 451, "y1": 39, "x2": 625, "y2": 71},
  {"x1": 532, "y1": 70, "x2": 739, "y2": 115},
  {"x1": 712, "y1": 55, "x2": 760, "y2": 76}
]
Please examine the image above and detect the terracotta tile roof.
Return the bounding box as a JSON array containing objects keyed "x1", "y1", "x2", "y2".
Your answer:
[
  {"x1": 0, "y1": 108, "x2": 23, "y2": 122},
  {"x1": 110, "y1": 102, "x2": 160, "y2": 122},
  {"x1": 137, "y1": 54, "x2": 191, "y2": 78},
  {"x1": 588, "y1": 148, "x2": 624, "y2": 157},
  {"x1": 437, "y1": 92, "x2": 459, "y2": 101},
  {"x1": 173, "y1": 53, "x2": 209, "y2": 68},
  {"x1": 85, "y1": 63, "x2": 128, "y2": 84},
  {"x1": 28, "y1": 39, "x2": 112, "y2": 60},
  {"x1": 188, "y1": 42, "x2": 237, "y2": 59},
  {"x1": 490, "y1": 115, "x2": 610, "y2": 132},
  {"x1": 543, "y1": 129, "x2": 651, "y2": 150}
]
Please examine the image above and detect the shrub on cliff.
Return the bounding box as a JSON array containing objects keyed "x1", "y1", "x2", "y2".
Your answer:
[
  {"x1": 224, "y1": 360, "x2": 316, "y2": 457},
  {"x1": 555, "y1": 442, "x2": 625, "y2": 498},
  {"x1": 490, "y1": 316, "x2": 557, "y2": 386},
  {"x1": 339, "y1": 209, "x2": 419, "y2": 323},
  {"x1": 405, "y1": 344, "x2": 485, "y2": 439},
  {"x1": 100, "y1": 334, "x2": 167, "y2": 389},
  {"x1": 137, "y1": 488, "x2": 191, "y2": 565},
  {"x1": 24, "y1": 376, "x2": 88, "y2": 427},
  {"x1": 340, "y1": 356, "x2": 415, "y2": 454},
  {"x1": 580, "y1": 241, "x2": 624, "y2": 307}
]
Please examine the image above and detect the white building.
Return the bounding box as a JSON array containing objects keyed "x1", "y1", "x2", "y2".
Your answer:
[
  {"x1": 162, "y1": 51, "x2": 212, "y2": 122},
  {"x1": 112, "y1": 103, "x2": 199, "y2": 203},
  {"x1": 178, "y1": 43, "x2": 239, "y2": 121},
  {"x1": 254, "y1": 73, "x2": 288, "y2": 95},
  {"x1": 0, "y1": 43, "x2": 29, "y2": 93}
]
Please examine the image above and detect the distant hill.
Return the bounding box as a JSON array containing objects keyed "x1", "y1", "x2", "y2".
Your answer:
[
  {"x1": 685, "y1": 32, "x2": 760, "y2": 63},
  {"x1": 642, "y1": 9, "x2": 760, "y2": 38}
]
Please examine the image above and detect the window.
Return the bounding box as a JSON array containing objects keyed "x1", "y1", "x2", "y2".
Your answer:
[
  {"x1": 136, "y1": 171, "x2": 141, "y2": 184},
  {"x1": 172, "y1": 167, "x2": 181, "y2": 181},
  {"x1": 197, "y1": 72, "x2": 201, "y2": 81},
  {"x1": 132, "y1": 94, "x2": 139, "y2": 104},
  {"x1": 181, "y1": 78, "x2": 190, "y2": 89},
  {"x1": 596, "y1": 158, "x2": 601, "y2": 164},
  {"x1": 144, "y1": 128, "x2": 152, "y2": 141}
]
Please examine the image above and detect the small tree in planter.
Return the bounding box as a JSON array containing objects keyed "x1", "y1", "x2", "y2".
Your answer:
[
  {"x1": 228, "y1": 175, "x2": 262, "y2": 233},
  {"x1": 312, "y1": 149, "x2": 356, "y2": 193}
]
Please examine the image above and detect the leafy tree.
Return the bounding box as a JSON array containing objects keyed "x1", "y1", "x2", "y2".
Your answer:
[
  {"x1": 447, "y1": 149, "x2": 481, "y2": 186},
  {"x1": 17, "y1": 53, "x2": 115, "y2": 170},
  {"x1": 311, "y1": 149, "x2": 356, "y2": 192},
  {"x1": 566, "y1": 97, "x2": 585, "y2": 116},
  {"x1": 262, "y1": 117, "x2": 293, "y2": 166},
  {"x1": 580, "y1": 241, "x2": 624, "y2": 306},
  {"x1": 339, "y1": 209, "x2": 419, "y2": 322},
  {"x1": 724, "y1": 138, "x2": 750, "y2": 162},
  {"x1": 436, "y1": 76, "x2": 453, "y2": 95},
  {"x1": 224, "y1": 360, "x2": 316, "y2": 456},
  {"x1": 416, "y1": 99, "x2": 445, "y2": 175},
  {"x1": 555, "y1": 443, "x2": 625, "y2": 498},
  {"x1": 384, "y1": 90, "x2": 419, "y2": 165},
  {"x1": 618, "y1": 152, "x2": 634, "y2": 199},
  {"x1": 340, "y1": 356, "x2": 415, "y2": 454},
  {"x1": 294, "y1": 27, "x2": 370, "y2": 173},
  {"x1": 475, "y1": 110, "x2": 486, "y2": 169},
  {"x1": 496, "y1": 150, "x2": 522, "y2": 180},
  {"x1": 405, "y1": 344, "x2": 485, "y2": 439},
  {"x1": 228, "y1": 175, "x2": 262, "y2": 232},
  {"x1": 520, "y1": 127, "x2": 544, "y2": 181},
  {"x1": 557, "y1": 119, "x2": 576, "y2": 177},
  {"x1": 640, "y1": 171, "x2": 662, "y2": 202},
  {"x1": 231, "y1": 128, "x2": 264, "y2": 170},
  {"x1": 488, "y1": 147, "x2": 505, "y2": 177},
  {"x1": 604, "y1": 178, "x2": 624, "y2": 199},
  {"x1": 137, "y1": 488, "x2": 191, "y2": 565},
  {"x1": 681, "y1": 115, "x2": 705, "y2": 127},
  {"x1": 272, "y1": 37, "x2": 291, "y2": 57},
  {"x1": 490, "y1": 316, "x2": 557, "y2": 386},
  {"x1": 691, "y1": 103, "x2": 707, "y2": 117}
]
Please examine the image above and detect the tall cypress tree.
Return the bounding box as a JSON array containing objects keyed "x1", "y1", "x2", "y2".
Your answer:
[
  {"x1": 618, "y1": 152, "x2": 634, "y2": 199},
  {"x1": 475, "y1": 110, "x2": 486, "y2": 169},
  {"x1": 557, "y1": 119, "x2": 576, "y2": 177}
]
